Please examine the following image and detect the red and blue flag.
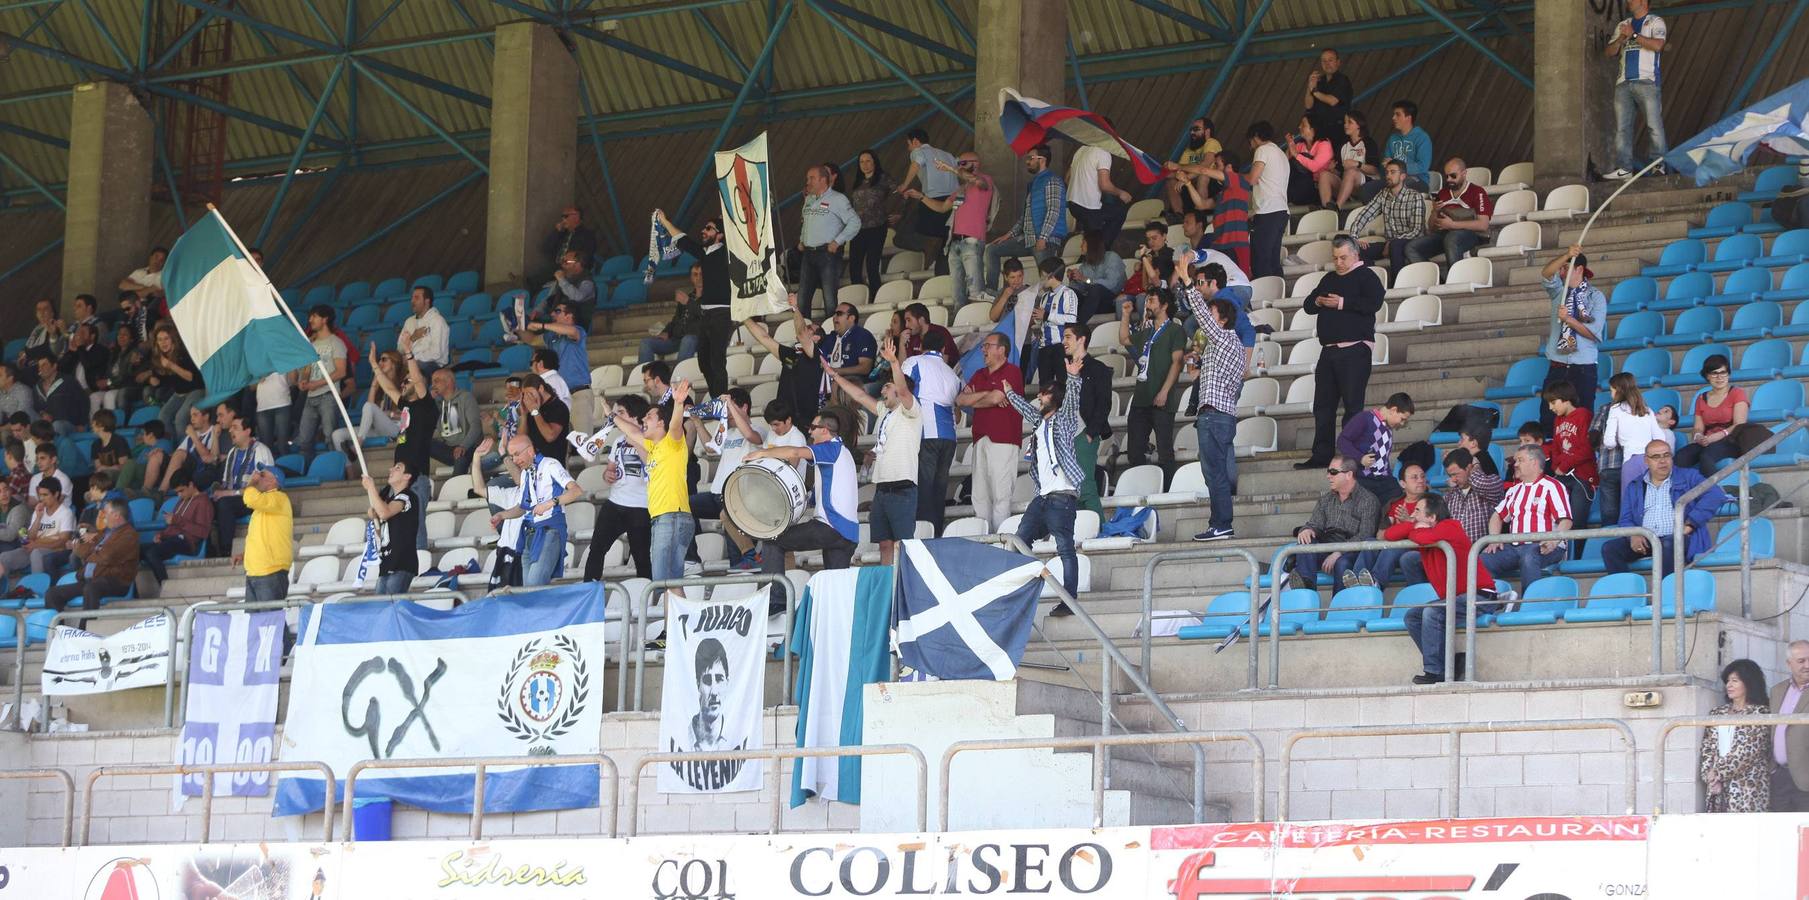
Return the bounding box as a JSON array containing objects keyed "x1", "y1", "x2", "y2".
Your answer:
[{"x1": 997, "y1": 88, "x2": 1165, "y2": 184}]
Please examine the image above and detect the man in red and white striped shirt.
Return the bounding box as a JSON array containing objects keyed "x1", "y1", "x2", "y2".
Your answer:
[{"x1": 1482, "y1": 445, "x2": 1573, "y2": 595}]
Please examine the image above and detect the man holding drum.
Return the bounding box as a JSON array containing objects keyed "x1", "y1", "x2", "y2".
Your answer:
[
  {"x1": 743, "y1": 413, "x2": 861, "y2": 614},
  {"x1": 826, "y1": 336, "x2": 921, "y2": 566}
]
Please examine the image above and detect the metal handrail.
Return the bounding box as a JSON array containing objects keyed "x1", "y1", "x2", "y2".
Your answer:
[
  {"x1": 342, "y1": 753, "x2": 621, "y2": 840},
  {"x1": 1463, "y1": 525, "x2": 1662, "y2": 679},
  {"x1": 40, "y1": 606, "x2": 178, "y2": 728},
  {"x1": 1138, "y1": 548, "x2": 1263, "y2": 688},
  {"x1": 1278, "y1": 718, "x2": 1637, "y2": 820},
  {"x1": 623, "y1": 743, "x2": 928, "y2": 836},
  {"x1": 0, "y1": 767, "x2": 75, "y2": 846},
  {"x1": 1268, "y1": 538, "x2": 1456, "y2": 687},
  {"x1": 6, "y1": 608, "x2": 28, "y2": 731},
  {"x1": 995, "y1": 533, "x2": 1209, "y2": 818},
  {"x1": 632, "y1": 573, "x2": 796, "y2": 711},
  {"x1": 1651, "y1": 713, "x2": 1809, "y2": 813},
  {"x1": 938, "y1": 731, "x2": 1265, "y2": 830},
  {"x1": 1671, "y1": 417, "x2": 1807, "y2": 628},
  {"x1": 82, "y1": 761, "x2": 337, "y2": 844}
]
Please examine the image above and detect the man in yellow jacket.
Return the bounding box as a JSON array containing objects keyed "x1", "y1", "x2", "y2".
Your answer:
[{"x1": 234, "y1": 464, "x2": 293, "y2": 602}]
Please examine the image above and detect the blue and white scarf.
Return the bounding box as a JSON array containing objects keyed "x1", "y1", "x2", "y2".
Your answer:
[
  {"x1": 645, "y1": 211, "x2": 682, "y2": 284},
  {"x1": 355, "y1": 518, "x2": 379, "y2": 586}
]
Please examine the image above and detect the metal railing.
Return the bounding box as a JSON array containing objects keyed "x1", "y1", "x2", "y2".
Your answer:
[
  {"x1": 623, "y1": 743, "x2": 928, "y2": 836},
  {"x1": 5, "y1": 607, "x2": 29, "y2": 730},
  {"x1": 1268, "y1": 538, "x2": 1456, "y2": 687},
  {"x1": 1650, "y1": 713, "x2": 1809, "y2": 813},
  {"x1": 342, "y1": 753, "x2": 621, "y2": 840},
  {"x1": 631, "y1": 573, "x2": 796, "y2": 710},
  {"x1": 938, "y1": 731, "x2": 1265, "y2": 830},
  {"x1": 1278, "y1": 718, "x2": 1638, "y2": 820},
  {"x1": 81, "y1": 761, "x2": 338, "y2": 844},
  {"x1": 1139, "y1": 548, "x2": 1263, "y2": 688},
  {"x1": 1463, "y1": 526, "x2": 1663, "y2": 679},
  {"x1": 995, "y1": 534, "x2": 1209, "y2": 818},
  {"x1": 39, "y1": 606, "x2": 179, "y2": 729},
  {"x1": 1672, "y1": 417, "x2": 1808, "y2": 624},
  {"x1": 0, "y1": 767, "x2": 74, "y2": 846}
]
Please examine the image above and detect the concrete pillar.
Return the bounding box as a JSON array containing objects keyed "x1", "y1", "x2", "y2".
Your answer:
[
  {"x1": 975, "y1": 0, "x2": 1066, "y2": 229},
  {"x1": 61, "y1": 82, "x2": 152, "y2": 304},
  {"x1": 1533, "y1": 0, "x2": 1617, "y2": 187},
  {"x1": 485, "y1": 22, "x2": 577, "y2": 288}
]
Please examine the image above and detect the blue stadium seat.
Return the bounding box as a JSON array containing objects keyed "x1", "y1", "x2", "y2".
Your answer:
[
  {"x1": 373, "y1": 276, "x2": 409, "y2": 299},
  {"x1": 1735, "y1": 338, "x2": 1792, "y2": 380},
  {"x1": 445, "y1": 270, "x2": 480, "y2": 296},
  {"x1": 458, "y1": 348, "x2": 505, "y2": 379},
  {"x1": 1688, "y1": 201, "x2": 1751, "y2": 239},
  {"x1": 381, "y1": 301, "x2": 413, "y2": 325},
  {"x1": 599, "y1": 282, "x2": 630, "y2": 310},
  {"x1": 302, "y1": 284, "x2": 335, "y2": 308},
  {"x1": 1490, "y1": 397, "x2": 1542, "y2": 442},
  {"x1": 1708, "y1": 266, "x2": 1772, "y2": 309},
  {"x1": 1484, "y1": 357, "x2": 1548, "y2": 400},
  {"x1": 338, "y1": 281, "x2": 372, "y2": 304},
  {"x1": 1176, "y1": 591, "x2": 1253, "y2": 640},
  {"x1": 15, "y1": 573, "x2": 49, "y2": 599},
  {"x1": 411, "y1": 274, "x2": 444, "y2": 294},
  {"x1": 471, "y1": 318, "x2": 505, "y2": 348},
  {"x1": 344, "y1": 305, "x2": 381, "y2": 331},
  {"x1": 1367, "y1": 583, "x2": 1440, "y2": 633},
  {"x1": 1758, "y1": 229, "x2": 1809, "y2": 268},
  {"x1": 496, "y1": 287, "x2": 529, "y2": 313},
  {"x1": 1658, "y1": 343, "x2": 1731, "y2": 387},
  {"x1": 451, "y1": 292, "x2": 493, "y2": 322},
  {"x1": 1557, "y1": 537, "x2": 1607, "y2": 575},
  {"x1": 1634, "y1": 570, "x2": 1718, "y2": 619},
  {"x1": 1694, "y1": 517, "x2": 1776, "y2": 568},
  {"x1": 126, "y1": 406, "x2": 159, "y2": 427},
  {"x1": 1494, "y1": 576, "x2": 1579, "y2": 626},
  {"x1": 1655, "y1": 305, "x2": 1719, "y2": 346},
  {"x1": 1698, "y1": 233, "x2": 1762, "y2": 273},
  {"x1": 1748, "y1": 380, "x2": 1803, "y2": 422},
  {"x1": 1751, "y1": 428, "x2": 1808, "y2": 467},
  {"x1": 1661, "y1": 271, "x2": 1714, "y2": 307},
  {"x1": 1645, "y1": 239, "x2": 1705, "y2": 277},
  {"x1": 1619, "y1": 347, "x2": 1672, "y2": 385},
  {"x1": 127, "y1": 497, "x2": 157, "y2": 532},
  {"x1": 1609, "y1": 276, "x2": 1658, "y2": 310},
  {"x1": 1308, "y1": 587, "x2": 1383, "y2": 634},
  {"x1": 1601, "y1": 310, "x2": 1663, "y2": 351},
  {"x1": 432, "y1": 295, "x2": 456, "y2": 319},
  {"x1": 1257, "y1": 589, "x2": 1320, "y2": 636},
  {"x1": 1738, "y1": 165, "x2": 1798, "y2": 202},
  {"x1": 612, "y1": 280, "x2": 648, "y2": 305},
  {"x1": 1, "y1": 339, "x2": 23, "y2": 363},
  {"x1": 1724, "y1": 300, "x2": 1782, "y2": 340},
  {"x1": 1563, "y1": 572, "x2": 1651, "y2": 622},
  {"x1": 495, "y1": 344, "x2": 532, "y2": 374},
  {"x1": 24, "y1": 609, "x2": 57, "y2": 644},
  {"x1": 598, "y1": 255, "x2": 635, "y2": 278},
  {"x1": 304, "y1": 451, "x2": 348, "y2": 485},
  {"x1": 1766, "y1": 263, "x2": 1809, "y2": 305}
]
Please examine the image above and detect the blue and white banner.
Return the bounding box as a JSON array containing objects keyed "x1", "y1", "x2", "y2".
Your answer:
[
  {"x1": 894, "y1": 539, "x2": 1043, "y2": 681},
  {"x1": 273, "y1": 584, "x2": 607, "y2": 816},
  {"x1": 658, "y1": 587, "x2": 768, "y2": 794},
  {"x1": 162, "y1": 209, "x2": 323, "y2": 407},
  {"x1": 1666, "y1": 77, "x2": 1809, "y2": 185},
  {"x1": 177, "y1": 609, "x2": 284, "y2": 800},
  {"x1": 791, "y1": 566, "x2": 892, "y2": 807}
]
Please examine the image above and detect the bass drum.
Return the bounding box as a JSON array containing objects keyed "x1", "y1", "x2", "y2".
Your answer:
[{"x1": 722, "y1": 458, "x2": 807, "y2": 540}]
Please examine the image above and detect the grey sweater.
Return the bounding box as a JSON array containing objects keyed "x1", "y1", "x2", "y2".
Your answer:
[{"x1": 1296, "y1": 487, "x2": 1381, "y2": 545}]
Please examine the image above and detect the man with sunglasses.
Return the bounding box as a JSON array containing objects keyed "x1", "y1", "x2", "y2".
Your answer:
[
  {"x1": 655, "y1": 209, "x2": 733, "y2": 397},
  {"x1": 1406, "y1": 158, "x2": 1493, "y2": 274},
  {"x1": 541, "y1": 206, "x2": 597, "y2": 283},
  {"x1": 1602, "y1": 439, "x2": 1725, "y2": 577},
  {"x1": 984, "y1": 143, "x2": 1066, "y2": 294},
  {"x1": 744, "y1": 413, "x2": 860, "y2": 612},
  {"x1": 745, "y1": 296, "x2": 826, "y2": 431},
  {"x1": 823, "y1": 301, "x2": 876, "y2": 407},
  {"x1": 1287, "y1": 456, "x2": 1381, "y2": 595},
  {"x1": 905, "y1": 152, "x2": 995, "y2": 307}
]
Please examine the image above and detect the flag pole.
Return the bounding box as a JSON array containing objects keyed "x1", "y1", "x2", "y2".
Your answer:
[
  {"x1": 204, "y1": 204, "x2": 373, "y2": 481},
  {"x1": 1548, "y1": 156, "x2": 1669, "y2": 358}
]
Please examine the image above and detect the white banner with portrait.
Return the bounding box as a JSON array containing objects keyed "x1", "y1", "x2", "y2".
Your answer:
[
  {"x1": 715, "y1": 131, "x2": 790, "y2": 321},
  {"x1": 657, "y1": 589, "x2": 768, "y2": 793},
  {"x1": 40, "y1": 613, "x2": 172, "y2": 696}
]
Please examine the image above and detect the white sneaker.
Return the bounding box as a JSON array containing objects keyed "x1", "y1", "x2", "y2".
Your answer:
[{"x1": 1603, "y1": 168, "x2": 1633, "y2": 181}]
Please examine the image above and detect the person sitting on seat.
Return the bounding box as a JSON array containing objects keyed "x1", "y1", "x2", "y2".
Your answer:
[
  {"x1": 1287, "y1": 455, "x2": 1381, "y2": 595},
  {"x1": 1385, "y1": 493, "x2": 1507, "y2": 684},
  {"x1": 1602, "y1": 439, "x2": 1727, "y2": 576}
]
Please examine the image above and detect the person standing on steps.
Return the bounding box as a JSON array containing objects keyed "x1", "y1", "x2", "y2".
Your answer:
[{"x1": 1295, "y1": 237, "x2": 1385, "y2": 471}]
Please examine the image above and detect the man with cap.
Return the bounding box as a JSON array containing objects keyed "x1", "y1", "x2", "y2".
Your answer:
[
  {"x1": 1539, "y1": 244, "x2": 1606, "y2": 435},
  {"x1": 236, "y1": 464, "x2": 292, "y2": 602}
]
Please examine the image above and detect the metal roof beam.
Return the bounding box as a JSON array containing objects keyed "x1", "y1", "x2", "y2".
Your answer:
[
  {"x1": 168, "y1": 0, "x2": 341, "y2": 54},
  {"x1": 300, "y1": 0, "x2": 340, "y2": 44},
  {"x1": 267, "y1": 154, "x2": 350, "y2": 270},
  {"x1": 0, "y1": 30, "x2": 129, "y2": 81},
  {"x1": 359, "y1": 0, "x2": 409, "y2": 43},
  {"x1": 0, "y1": 237, "x2": 62, "y2": 290},
  {"x1": 1162, "y1": 0, "x2": 1271, "y2": 164},
  {"x1": 1123, "y1": 0, "x2": 1233, "y2": 42},
  {"x1": 805, "y1": 0, "x2": 971, "y2": 133},
  {"x1": 150, "y1": 12, "x2": 215, "y2": 71},
  {"x1": 576, "y1": 62, "x2": 631, "y2": 254},
  {"x1": 572, "y1": 26, "x2": 743, "y2": 94},
  {"x1": 1726, "y1": 0, "x2": 1809, "y2": 113},
  {"x1": 691, "y1": 8, "x2": 751, "y2": 79},
  {"x1": 808, "y1": 0, "x2": 974, "y2": 67},
  {"x1": 1352, "y1": 10, "x2": 1501, "y2": 105},
  {"x1": 349, "y1": 58, "x2": 487, "y2": 172},
  {"x1": 359, "y1": 57, "x2": 491, "y2": 109},
  {"x1": 773, "y1": 83, "x2": 975, "y2": 211},
  {"x1": 1409, "y1": 0, "x2": 1531, "y2": 89},
  {"x1": 70, "y1": 0, "x2": 131, "y2": 69},
  {"x1": 257, "y1": 59, "x2": 347, "y2": 245},
  {"x1": 0, "y1": 148, "x2": 63, "y2": 209},
  {"x1": 242, "y1": 28, "x2": 349, "y2": 142},
  {"x1": 0, "y1": 119, "x2": 68, "y2": 149},
  {"x1": 675, "y1": 0, "x2": 795, "y2": 222},
  {"x1": 292, "y1": 168, "x2": 485, "y2": 289},
  {"x1": 145, "y1": 83, "x2": 351, "y2": 151},
  {"x1": 932, "y1": 0, "x2": 973, "y2": 48}
]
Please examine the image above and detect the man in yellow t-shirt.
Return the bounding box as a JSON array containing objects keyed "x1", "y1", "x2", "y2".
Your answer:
[
  {"x1": 236, "y1": 464, "x2": 293, "y2": 602},
  {"x1": 613, "y1": 378, "x2": 693, "y2": 584},
  {"x1": 1168, "y1": 117, "x2": 1223, "y2": 217}
]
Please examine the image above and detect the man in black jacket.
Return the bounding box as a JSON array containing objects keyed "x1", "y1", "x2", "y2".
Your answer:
[
  {"x1": 655, "y1": 209, "x2": 732, "y2": 396},
  {"x1": 1296, "y1": 236, "x2": 1386, "y2": 469},
  {"x1": 1060, "y1": 323, "x2": 1114, "y2": 516},
  {"x1": 541, "y1": 206, "x2": 597, "y2": 282}
]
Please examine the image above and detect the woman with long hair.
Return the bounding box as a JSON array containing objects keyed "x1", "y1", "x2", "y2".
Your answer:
[
  {"x1": 1595, "y1": 371, "x2": 1668, "y2": 527},
  {"x1": 846, "y1": 149, "x2": 896, "y2": 293},
  {"x1": 143, "y1": 323, "x2": 202, "y2": 437},
  {"x1": 1284, "y1": 115, "x2": 1335, "y2": 208},
  {"x1": 334, "y1": 349, "x2": 407, "y2": 452},
  {"x1": 1330, "y1": 110, "x2": 1381, "y2": 208},
  {"x1": 93, "y1": 324, "x2": 146, "y2": 414},
  {"x1": 1699, "y1": 658, "x2": 1772, "y2": 812}
]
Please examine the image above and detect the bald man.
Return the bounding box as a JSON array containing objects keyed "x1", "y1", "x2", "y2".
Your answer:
[
  {"x1": 1407, "y1": 157, "x2": 1493, "y2": 272},
  {"x1": 1601, "y1": 439, "x2": 1725, "y2": 576},
  {"x1": 489, "y1": 435, "x2": 580, "y2": 586},
  {"x1": 797, "y1": 164, "x2": 861, "y2": 321},
  {"x1": 426, "y1": 368, "x2": 481, "y2": 467}
]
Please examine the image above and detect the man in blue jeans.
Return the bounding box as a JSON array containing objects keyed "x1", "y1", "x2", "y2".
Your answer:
[
  {"x1": 490, "y1": 435, "x2": 581, "y2": 587},
  {"x1": 993, "y1": 358, "x2": 1085, "y2": 614},
  {"x1": 1602, "y1": 0, "x2": 1669, "y2": 179},
  {"x1": 1177, "y1": 281, "x2": 1246, "y2": 543}
]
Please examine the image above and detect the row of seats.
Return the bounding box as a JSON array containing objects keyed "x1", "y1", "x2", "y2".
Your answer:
[{"x1": 1645, "y1": 229, "x2": 1809, "y2": 278}]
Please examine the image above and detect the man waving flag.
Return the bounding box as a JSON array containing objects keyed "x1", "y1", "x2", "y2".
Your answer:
[{"x1": 162, "y1": 208, "x2": 324, "y2": 408}]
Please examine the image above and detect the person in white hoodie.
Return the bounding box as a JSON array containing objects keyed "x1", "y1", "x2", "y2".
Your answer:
[{"x1": 1595, "y1": 372, "x2": 1671, "y2": 529}]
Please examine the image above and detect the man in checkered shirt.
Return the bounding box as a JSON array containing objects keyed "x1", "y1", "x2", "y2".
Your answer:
[
  {"x1": 1177, "y1": 270, "x2": 1248, "y2": 542},
  {"x1": 1343, "y1": 159, "x2": 1429, "y2": 284},
  {"x1": 1441, "y1": 447, "x2": 1504, "y2": 542},
  {"x1": 1482, "y1": 444, "x2": 1572, "y2": 595}
]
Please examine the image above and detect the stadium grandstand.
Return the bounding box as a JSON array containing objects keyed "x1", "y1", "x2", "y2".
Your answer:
[{"x1": 0, "y1": 0, "x2": 1808, "y2": 894}]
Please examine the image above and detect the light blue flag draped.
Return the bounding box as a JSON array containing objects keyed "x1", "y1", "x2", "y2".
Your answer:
[
  {"x1": 1665, "y1": 78, "x2": 1809, "y2": 185},
  {"x1": 790, "y1": 566, "x2": 892, "y2": 807},
  {"x1": 162, "y1": 209, "x2": 322, "y2": 408},
  {"x1": 893, "y1": 538, "x2": 1044, "y2": 681}
]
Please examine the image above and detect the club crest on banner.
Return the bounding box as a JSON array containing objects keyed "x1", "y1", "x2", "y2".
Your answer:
[
  {"x1": 718, "y1": 152, "x2": 768, "y2": 257},
  {"x1": 715, "y1": 132, "x2": 789, "y2": 320},
  {"x1": 496, "y1": 634, "x2": 590, "y2": 752}
]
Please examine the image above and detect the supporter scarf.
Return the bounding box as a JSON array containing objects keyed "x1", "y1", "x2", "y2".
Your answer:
[
  {"x1": 645, "y1": 211, "x2": 682, "y2": 285},
  {"x1": 1556, "y1": 280, "x2": 1590, "y2": 354},
  {"x1": 355, "y1": 518, "x2": 379, "y2": 586}
]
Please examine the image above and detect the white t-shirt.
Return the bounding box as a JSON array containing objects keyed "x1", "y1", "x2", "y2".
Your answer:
[
  {"x1": 255, "y1": 372, "x2": 290, "y2": 412},
  {"x1": 870, "y1": 401, "x2": 923, "y2": 485},
  {"x1": 309, "y1": 334, "x2": 344, "y2": 398},
  {"x1": 704, "y1": 420, "x2": 758, "y2": 495},
  {"x1": 540, "y1": 370, "x2": 573, "y2": 406},
  {"x1": 1251, "y1": 142, "x2": 1290, "y2": 216},
  {"x1": 485, "y1": 476, "x2": 524, "y2": 548},
  {"x1": 1602, "y1": 403, "x2": 1673, "y2": 456},
  {"x1": 809, "y1": 439, "x2": 860, "y2": 543},
  {"x1": 767, "y1": 424, "x2": 809, "y2": 479},
  {"x1": 402, "y1": 308, "x2": 451, "y2": 366},
  {"x1": 1066, "y1": 145, "x2": 1112, "y2": 211},
  {"x1": 1191, "y1": 248, "x2": 1251, "y2": 288},
  {"x1": 902, "y1": 353, "x2": 961, "y2": 441},
  {"x1": 31, "y1": 502, "x2": 76, "y2": 539},
  {"x1": 128, "y1": 267, "x2": 163, "y2": 290},
  {"x1": 27, "y1": 470, "x2": 73, "y2": 502},
  {"x1": 1033, "y1": 417, "x2": 1076, "y2": 495},
  {"x1": 606, "y1": 436, "x2": 649, "y2": 508}
]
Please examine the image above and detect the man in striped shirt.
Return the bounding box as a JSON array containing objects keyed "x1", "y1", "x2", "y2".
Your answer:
[{"x1": 1482, "y1": 445, "x2": 1572, "y2": 595}]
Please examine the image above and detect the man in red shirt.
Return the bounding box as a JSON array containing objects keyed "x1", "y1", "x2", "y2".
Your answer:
[
  {"x1": 1483, "y1": 444, "x2": 1573, "y2": 595},
  {"x1": 901, "y1": 302, "x2": 959, "y2": 368},
  {"x1": 955, "y1": 333, "x2": 1025, "y2": 532},
  {"x1": 1384, "y1": 493, "x2": 1509, "y2": 684},
  {"x1": 1542, "y1": 380, "x2": 1598, "y2": 556},
  {"x1": 1406, "y1": 157, "x2": 1492, "y2": 272}
]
